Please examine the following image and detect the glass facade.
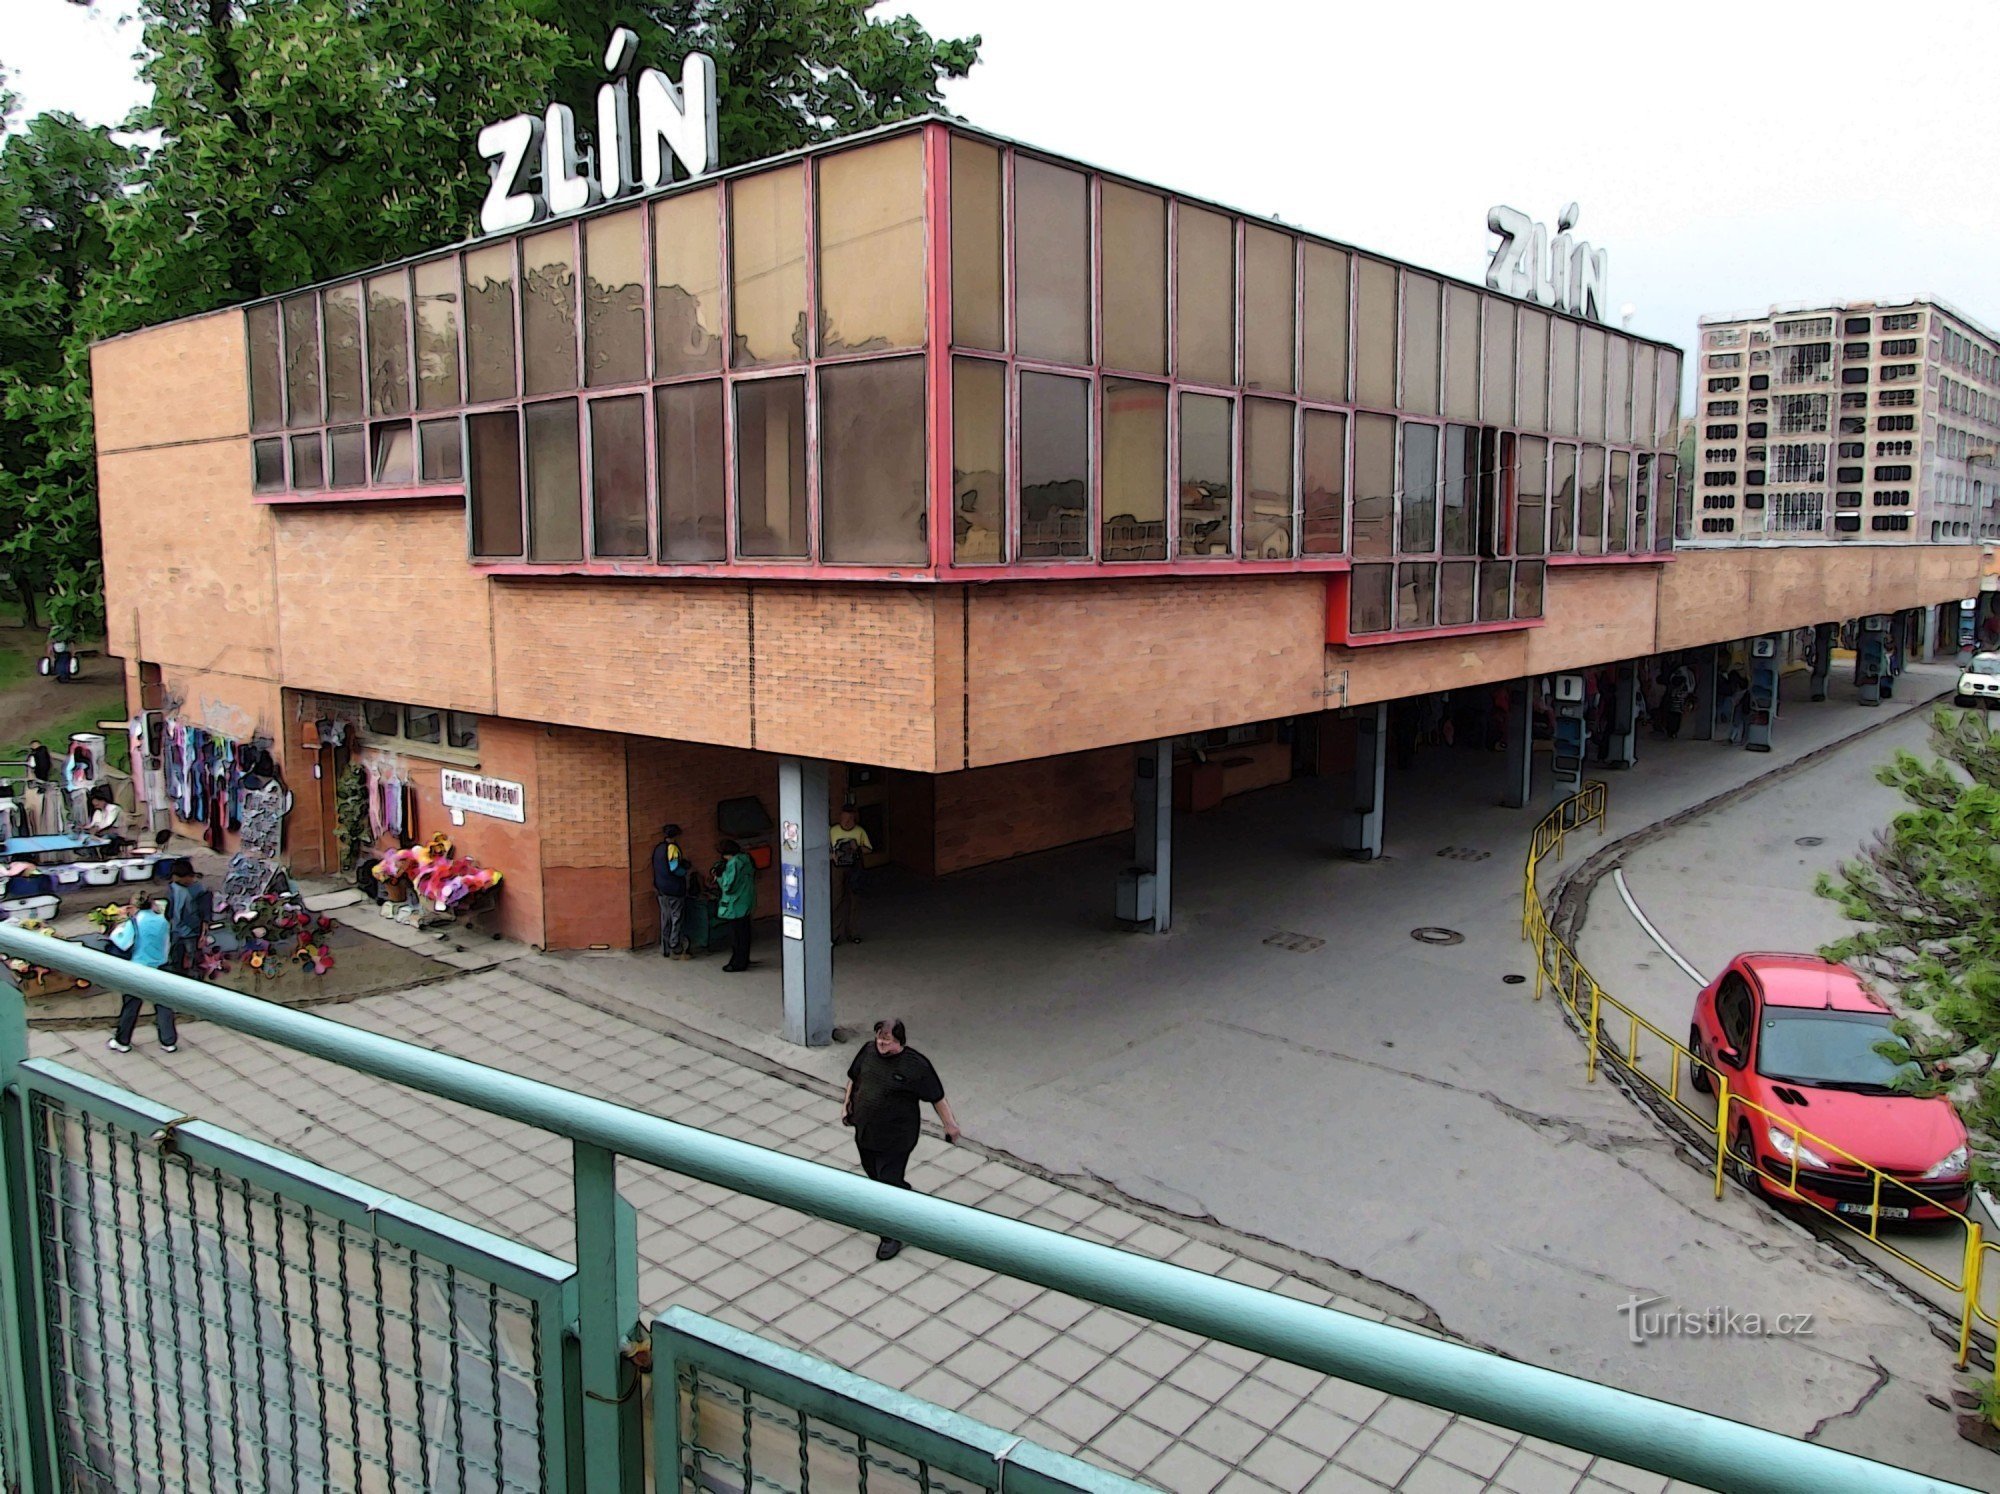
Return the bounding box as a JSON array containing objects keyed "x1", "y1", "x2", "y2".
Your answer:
[{"x1": 241, "y1": 121, "x2": 1680, "y2": 630}]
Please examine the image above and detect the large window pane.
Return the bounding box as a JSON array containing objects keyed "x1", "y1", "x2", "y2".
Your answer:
[
  {"x1": 818, "y1": 137, "x2": 925, "y2": 356},
  {"x1": 288, "y1": 433, "x2": 322, "y2": 490},
  {"x1": 1398, "y1": 423, "x2": 1439, "y2": 553},
  {"x1": 1014, "y1": 158, "x2": 1090, "y2": 365},
  {"x1": 1244, "y1": 398, "x2": 1292, "y2": 558},
  {"x1": 1396, "y1": 561, "x2": 1436, "y2": 630},
  {"x1": 1439, "y1": 561, "x2": 1476, "y2": 627},
  {"x1": 252, "y1": 438, "x2": 286, "y2": 491},
  {"x1": 583, "y1": 210, "x2": 646, "y2": 387},
  {"x1": 1301, "y1": 243, "x2": 1349, "y2": 404},
  {"x1": 1401, "y1": 274, "x2": 1441, "y2": 417},
  {"x1": 366, "y1": 271, "x2": 413, "y2": 416},
  {"x1": 1549, "y1": 318, "x2": 1578, "y2": 437},
  {"x1": 1577, "y1": 444, "x2": 1605, "y2": 554},
  {"x1": 1607, "y1": 449, "x2": 1630, "y2": 552},
  {"x1": 413, "y1": 259, "x2": 461, "y2": 411},
  {"x1": 1355, "y1": 259, "x2": 1396, "y2": 409},
  {"x1": 1178, "y1": 392, "x2": 1232, "y2": 559},
  {"x1": 1441, "y1": 424, "x2": 1477, "y2": 556},
  {"x1": 1515, "y1": 559, "x2": 1545, "y2": 619},
  {"x1": 950, "y1": 137, "x2": 1003, "y2": 352},
  {"x1": 822, "y1": 356, "x2": 927, "y2": 564},
  {"x1": 656, "y1": 380, "x2": 726, "y2": 562},
  {"x1": 371, "y1": 421, "x2": 414, "y2": 485},
  {"x1": 522, "y1": 229, "x2": 579, "y2": 396},
  {"x1": 328, "y1": 426, "x2": 366, "y2": 488},
  {"x1": 248, "y1": 303, "x2": 284, "y2": 433},
  {"x1": 322, "y1": 283, "x2": 363, "y2": 422},
  {"x1": 464, "y1": 243, "x2": 518, "y2": 404},
  {"x1": 1177, "y1": 206, "x2": 1235, "y2": 387},
  {"x1": 653, "y1": 187, "x2": 724, "y2": 377},
  {"x1": 1632, "y1": 344, "x2": 1657, "y2": 452},
  {"x1": 1606, "y1": 334, "x2": 1631, "y2": 443},
  {"x1": 1101, "y1": 183, "x2": 1166, "y2": 374},
  {"x1": 1655, "y1": 453, "x2": 1678, "y2": 549},
  {"x1": 1549, "y1": 443, "x2": 1577, "y2": 553},
  {"x1": 1102, "y1": 379, "x2": 1168, "y2": 561},
  {"x1": 1478, "y1": 559, "x2": 1511, "y2": 622},
  {"x1": 282, "y1": 295, "x2": 320, "y2": 428},
  {"x1": 1481, "y1": 297, "x2": 1515, "y2": 426},
  {"x1": 1301, "y1": 409, "x2": 1346, "y2": 555},
  {"x1": 525, "y1": 399, "x2": 583, "y2": 561},
  {"x1": 1516, "y1": 435, "x2": 1548, "y2": 556},
  {"x1": 1656, "y1": 352, "x2": 1682, "y2": 444},
  {"x1": 1445, "y1": 285, "x2": 1480, "y2": 422},
  {"x1": 1579, "y1": 325, "x2": 1606, "y2": 441},
  {"x1": 1243, "y1": 225, "x2": 1295, "y2": 393},
  {"x1": 1351, "y1": 412, "x2": 1395, "y2": 557},
  {"x1": 735, "y1": 376, "x2": 807, "y2": 556},
  {"x1": 1350, "y1": 564, "x2": 1392, "y2": 634},
  {"x1": 467, "y1": 410, "x2": 524, "y2": 557},
  {"x1": 589, "y1": 395, "x2": 649, "y2": 557},
  {"x1": 1018, "y1": 372, "x2": 1089, "y2": 558},
  {"x1": 730, "y1": 165, "x2": 807, "y2": 367},
  {"x1": 1517, "y1": 308, "x2": 1549, "y2": 432},
  {"x1": 952, "y1": 358, "x2": 1006, "y2": 564}
]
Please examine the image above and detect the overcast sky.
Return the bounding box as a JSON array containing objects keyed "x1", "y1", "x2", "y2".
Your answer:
[{"x1": 8, "y1": 0, "x2": 1999, "y2": 365}]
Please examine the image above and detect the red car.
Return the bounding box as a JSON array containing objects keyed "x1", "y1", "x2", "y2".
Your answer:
[{"x1": 1689, "y1": 953, "x2": 1969, "y2": 1222}]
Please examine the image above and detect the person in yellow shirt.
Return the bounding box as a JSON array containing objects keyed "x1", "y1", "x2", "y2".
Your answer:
[{"x1": 829, "y1": 805, "x2": 873, "y2": 945}]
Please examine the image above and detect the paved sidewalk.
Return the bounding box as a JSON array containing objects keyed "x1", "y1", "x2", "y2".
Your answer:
[{"x1": 32, "y1": 970, "x2": 1701, "y2": 1494}]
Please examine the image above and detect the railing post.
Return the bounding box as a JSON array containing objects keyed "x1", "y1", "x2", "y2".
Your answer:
[
  {"x1": 0, "y1": 988, "x2": 58, "y2": 1491},
  {"x1": 573, "y1": 1141, "x2": 643, "y2": 1494},
  {"x1": 1585, "y1": 983, "x2": 1601, "y2": 1082},
  {"x1": 1713, "y1": 1077, "x2": 1731, "y2": 1199},
  {"x1": 1959, "y1": 1222, "x2": 1983, "y2": 1368}
]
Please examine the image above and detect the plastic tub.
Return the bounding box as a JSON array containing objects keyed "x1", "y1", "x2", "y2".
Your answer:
[
  {"x1": 119, "y1": 858, "x2": 154, "y2": 883},
  {"x1": 0, "y1": 896, "x2": 60, "y2": 923},
  {"x1": 50, "y1": 864, "x2": 85, "y2": 889},
  {"x1": 79, "y1": 864, "x2": 121, "y2": 888}
]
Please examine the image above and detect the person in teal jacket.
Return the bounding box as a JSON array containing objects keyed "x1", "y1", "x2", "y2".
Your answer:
[{"x1": 714, "y1": 839, "x2": 757, "y2": 973}]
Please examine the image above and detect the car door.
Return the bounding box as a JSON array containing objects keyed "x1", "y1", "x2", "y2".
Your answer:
[{"x1": 1714, "y1": 972, "x2": 1756, "y2": 1072}]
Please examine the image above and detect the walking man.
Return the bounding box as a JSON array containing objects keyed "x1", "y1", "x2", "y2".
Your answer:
[
  {"x1": 829, "y1": 805, "x2": 872, "y2": 945},
  {"x1": 166, "y1": 859, "x2": 213, "y2": 979},
  {"x1": 842, "y1": 1018, "x2": 960, "y2": 1261},
  {"x1": 714, "y1": 839, "x2": 757, "y2": 972},
  {"x1": 106, "y1": 895, "x2": 177, "y2": 1053},
  {"x1": 652, "y1": 823, "x2": 692, "y2": 959}
]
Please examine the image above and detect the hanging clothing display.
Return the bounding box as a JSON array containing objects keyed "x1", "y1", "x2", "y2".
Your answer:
[{"x1": 366, "y1": 767, "x2": 413, "y2": 841}]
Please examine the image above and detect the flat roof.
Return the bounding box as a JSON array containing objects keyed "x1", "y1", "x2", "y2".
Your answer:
[
  {"x1": 1700, "y1": 297, "x2": 2000, "y2": 349},
  {"x1": 102, "y1": 114, "x2": 1683, "y2": 353}
]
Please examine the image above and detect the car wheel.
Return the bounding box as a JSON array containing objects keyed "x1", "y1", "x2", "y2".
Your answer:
[
  {"x1": 1688, "y1": 1029, "x2": 1713, "y2": 1094},
  {"x1": 1731, "y1": 1125, "x2": 1765, "y2": 1197}
]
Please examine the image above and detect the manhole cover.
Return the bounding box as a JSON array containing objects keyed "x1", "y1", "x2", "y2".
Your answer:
[
  {"x1": 1795, "y1": 836, "x2": 1825, "y2": 847},
  {"x1": 1502, "y1": 973, "x2": 1526, "y2": 985},
  {"x1": 1435, "y1": 846, "x2": 1492, "y2": 862},
  {"x1": 1411, "y1": 927, "x2": 1465, "y2": 946},
  {"x1": 1264, "y1": 931, "x2": 1325, "y2": 954}
]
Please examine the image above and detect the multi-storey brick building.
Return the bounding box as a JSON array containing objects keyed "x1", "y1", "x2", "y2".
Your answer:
[
  {"x1": 91, "y1": 117, "x2": 1984, "y2": 1041},
  {"x1": 1688, "y1": 299, "x2": 2000, "y2": 545}
]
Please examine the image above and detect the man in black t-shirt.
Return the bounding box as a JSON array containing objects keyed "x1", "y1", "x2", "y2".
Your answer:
[{"x1": 843, "y1": 1018, "x2": 960, "y2": 1261}]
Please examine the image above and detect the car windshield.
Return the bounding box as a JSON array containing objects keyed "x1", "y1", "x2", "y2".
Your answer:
[
  {"x1": 1757, "y1": 1009, "x2": 1915, "y2": 1090},
  {"x1": 1971, "y1": 656, "x2": 2000, "y2": 677}
]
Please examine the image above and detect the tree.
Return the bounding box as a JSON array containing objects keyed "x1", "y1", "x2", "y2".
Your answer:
[
  {"x1": 0, "y1": 107, "x2": 134, "y2": 633},
  {"x1": 1816, "y1": 707, "x2": 2000, "y2": 1181}
]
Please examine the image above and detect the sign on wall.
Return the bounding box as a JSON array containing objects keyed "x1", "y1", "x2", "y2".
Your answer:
[
  {"x1": 477, "y1": 27, "x2": 720, "y2": 235},
  {"x1": 441, "y1": 769, "x2": 527, "y2": 823},
  {"x1": 1485, "y1": 202, "x2": 1609, "y2": 322}
]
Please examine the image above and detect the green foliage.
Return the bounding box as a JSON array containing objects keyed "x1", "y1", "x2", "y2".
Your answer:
[
  {"x1": 7, "y1": 0, "x2": 980, "y2": 622},
  {"x1": 335, "y1": 762, "x2": 373, "y2": 867},
  {"x1": 1817, "y1": 708, "x2": 2000, "y2": 1181},
  {"x1": 0, "y1": 695, "x2": 131, "y2": 775}
]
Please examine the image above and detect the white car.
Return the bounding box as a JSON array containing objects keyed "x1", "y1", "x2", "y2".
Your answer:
[{"x1": 1955, "y1": 652, "x2": 2000, "y2": 708}]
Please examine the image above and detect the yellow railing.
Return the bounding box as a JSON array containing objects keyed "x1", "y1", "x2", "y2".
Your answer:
[{"x1": 1523, "y1": 783, "x2": 1992, "y2": 1374}]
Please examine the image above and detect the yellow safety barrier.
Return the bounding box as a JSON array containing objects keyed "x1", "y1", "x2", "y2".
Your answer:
[{"x1": 1523, "y1": 784, "x2": 1994, "y2": 1376}]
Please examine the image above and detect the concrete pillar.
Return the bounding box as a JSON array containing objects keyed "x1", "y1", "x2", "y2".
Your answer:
[
  {"x1": 1338, "y1": 704, "x2": 1387, "y2": 860},
  {"x1": 1691, "y1": 646, "x2": 1718, "y2": 742},
  {"x1": 1502, "y1": 678, "x2": 1535, "y2": 808},
  {"x1": 1809, "y1": 623, "x2": 1834, "y2": 702},
  {"x1": 1920, "y1": 606, "x2": 1939, "y2": 664},
  {"x1": 1604, "y1": 662, "x2": 1639, "y2": 769},
  {"x1": 1128, "y1": 738, "x2": 1173, "y2": 933},
  {"x1": 778, "y1": 756, "x2": 833, "y2": 1047}
]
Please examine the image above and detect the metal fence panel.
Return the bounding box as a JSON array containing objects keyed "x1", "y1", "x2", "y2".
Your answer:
[
  {"x1": 653, "y1": 1307, "x2": 1151, "y2": 1494},
  {"x1": 20, "y1": 1060, "x2": 574, "y2": 1493}
]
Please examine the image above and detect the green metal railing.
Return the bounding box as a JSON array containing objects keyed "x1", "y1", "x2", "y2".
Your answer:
[
  {"x1": 0, "y1": 923, "x2": 1983, "y2": 1494},
  {"x1": 656, "y1": 1308, "x2": 1144, "y2": 1494}
]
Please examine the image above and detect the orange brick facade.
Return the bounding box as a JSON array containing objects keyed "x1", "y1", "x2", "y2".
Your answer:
[{"x1": 92, "y1": 308, "x2": 1988, "y2": 949}]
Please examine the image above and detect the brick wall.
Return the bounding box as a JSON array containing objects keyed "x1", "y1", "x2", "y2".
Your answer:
[
  {"x1": 934, "y1": 745, "x2": 1134, "y2": 876},
  {"x1": 752, "y1": 585, "x2": 940, "y2": 767},
  {"x1": 91, "y1": 311, "x2": 247, "y2": 455}
]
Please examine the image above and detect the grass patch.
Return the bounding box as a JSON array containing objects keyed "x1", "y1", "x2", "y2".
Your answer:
[
  {"x1": 0, "y1": 645, "x2": 28, "y2": 692},
  {"x1": 1, "y1": 696, "x2": 130, "y2": 776}
]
